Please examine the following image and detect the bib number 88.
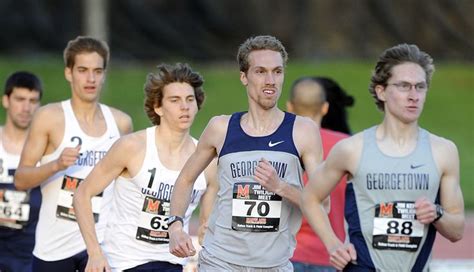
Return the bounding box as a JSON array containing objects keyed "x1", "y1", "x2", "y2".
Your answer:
[{"x1": 387, "y1": 220, "x2": 413, "y2": 235}]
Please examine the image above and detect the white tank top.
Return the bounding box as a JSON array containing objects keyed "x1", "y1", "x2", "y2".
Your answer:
[
  {"x1": 0, "y1": 132, "x2": 24, "y2": 229},
  {"x1": 0, "y1": 129, "x2": 20, "y2": 180},
  {"x1": 34, "y1": 100, "x2": 120, "y2": 261},
  {"x1": 103, "y1": 126, "x2": 207, "y2": 271}
]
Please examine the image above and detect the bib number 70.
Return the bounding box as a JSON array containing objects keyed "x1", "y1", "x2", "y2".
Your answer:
[{"x1": 244, "y1": 200, "x2": 270, "y2": 216}]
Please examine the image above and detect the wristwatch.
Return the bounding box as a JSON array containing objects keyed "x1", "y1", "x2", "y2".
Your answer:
[
  {"x1": 168, "y1": 215, "x2": 184, "y2": 227},
  {"x1": 433, "y1": 204, "x2": 444, "y2": 223}
]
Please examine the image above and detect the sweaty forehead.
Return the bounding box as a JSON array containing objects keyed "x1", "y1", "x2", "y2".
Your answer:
[{"x1": 248, "y1": 50, "x2": 284, "y2": 69}]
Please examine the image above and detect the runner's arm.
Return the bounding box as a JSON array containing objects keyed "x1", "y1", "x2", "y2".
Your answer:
[
  {"x1": 198, "y1": 157, "x2": 219, "y2": 245},
  {"x1": 416, "y1": 139, "x2": 464, "y2": 241},
  {"x1": 169, "y1": 117, "x2": 222, "y2": 257},
  {"x1": 302, "y1": 139, "x2": 357, "y2": 270},
  {"x1": 15, "y1": 106, "x2": 78, "y2": 190},
  {"x1": 286, "y1": 116, "x2": 323, "y2": 207},
  {"x1": 73, "y1": 137, "x2": 133, "y2": 270}
]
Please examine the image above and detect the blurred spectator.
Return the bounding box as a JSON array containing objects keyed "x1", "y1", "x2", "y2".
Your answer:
[
  {"x1": 0, "y1": 71, "x2": 43, "y2": 272},
  {"x1": 287, "y1": 76, "x2": 354, "y2": 272}
]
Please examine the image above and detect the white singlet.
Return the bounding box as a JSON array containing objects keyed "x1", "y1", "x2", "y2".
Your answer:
[
  {"x1": 33, "y1": 100, "x2": 120, "y2": 261},
  {"x1": 102, "y1": 126, "x2": 207, "y2": 271}
]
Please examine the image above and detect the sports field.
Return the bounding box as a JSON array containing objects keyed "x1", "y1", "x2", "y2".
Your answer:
[{"x1": 0, "y1": 57, "x2": 472, "y2": 209}]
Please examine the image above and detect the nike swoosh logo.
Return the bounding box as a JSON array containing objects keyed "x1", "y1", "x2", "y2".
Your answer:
[
  {"x1": 268, "y1": 140, "x2": 285, "y2": 147},
  {"x1": 410, "y1": 164, "x2": 424, "y2": 169}
]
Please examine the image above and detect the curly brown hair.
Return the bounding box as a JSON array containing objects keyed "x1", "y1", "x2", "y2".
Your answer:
[
  {"x1": 144, "y1": 63, "x2": 205, "y2": 125},
  {"x1": 369, "y1": 44, "x2": 435, "y2": 112}
]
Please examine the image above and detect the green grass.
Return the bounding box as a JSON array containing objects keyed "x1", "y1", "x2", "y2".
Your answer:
[{"x1": 1, "y1": 57, "x2": 473, "y2": 209}]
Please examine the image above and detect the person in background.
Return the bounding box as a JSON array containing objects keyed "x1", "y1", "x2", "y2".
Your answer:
[
  {"x1": 14, "y1": 36, "x2": 132, "y2": 272},
  {"x1": 302, "y1": 44, "x2": 464, "y2": 271},
  {"x1": 316, "y1": 77, "x2": 354, "y2": 135},
  {"x1": 287, "y1": 76, "x2": 354, "y2": 272},
  {"x1": 0, "y1": 71, "x2": 43, "y2": 272}
]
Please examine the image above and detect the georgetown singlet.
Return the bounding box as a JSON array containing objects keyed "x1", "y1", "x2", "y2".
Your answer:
[
  {"x1": 204, "y1": 111, "x2": 304, "y2": 267},
  {"x1": 103, "y1": 127, "x2": 207, "y2": 271},
  {"x1": 345, "y1": 126, "x2": 440, "y2": 272},
  {"x1": 34, "y1": 100, "x2": 120, "y2": 261},
  {"x1": 0, "y1": 132, "x2": 41, "y2": 257}
]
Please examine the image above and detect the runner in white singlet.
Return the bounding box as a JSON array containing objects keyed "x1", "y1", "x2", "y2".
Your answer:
[
  {"x1": 14, "y1": 37, "x2": 132, "y2": 272},
  {"x1": 74, "y1": 63, "x2": 218, "y2": 272}
]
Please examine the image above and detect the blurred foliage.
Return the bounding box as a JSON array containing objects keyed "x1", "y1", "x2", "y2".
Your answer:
[{"x1": 1, "y1": 0, "x2": 473, "y2": 61}]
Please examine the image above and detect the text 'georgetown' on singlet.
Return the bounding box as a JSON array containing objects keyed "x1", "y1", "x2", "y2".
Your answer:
[
  {"x1": 34, "y1": 99, "x2": 120, "y2": 261},
  {"x1": 102, "y1": 126, "x2": 207, "y2": 271},
  {"x1": 345, "y1": 126, "x2": 440, "y2": 272},
  {"x1": 204, "y1": 111, "x2": 304, "y2": 268}
]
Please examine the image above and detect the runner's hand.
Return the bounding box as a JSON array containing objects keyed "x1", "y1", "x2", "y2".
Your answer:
[
  {"x1": 328, "y1": 242, "x2": 357, "y2": 271},
  {"x1": 56, "y1": 145, "x2": 81, "y2": 171},
  {"x1": 254, "y1": 158, "x2": 283, "y2": 194},
  {"x1": 169, "y1": 223, "x2": 196, "y2": 257},
  {"x1": 85, "y1": 253, "x2": 111, "y2": 272},
  {"x1": 415, "y1": 196, "x2": 437, "y2": 224}
]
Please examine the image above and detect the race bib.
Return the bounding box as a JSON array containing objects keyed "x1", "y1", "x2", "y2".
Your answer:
[
  {"x1": 56, "y1": 175, "x2": 102, "y2": 222},
  {"x1": 232, "y1": 182, "x2": 282, "y2": 232},
  {"x1": 136, "y1": 195, "x2": 170, "y2": 244},
  {"x1": 0, "y1": 189, "x2": 30, "y2": 229},
  {"x1": 372, "y1": 201, "x2": 424, "y2": 251}
]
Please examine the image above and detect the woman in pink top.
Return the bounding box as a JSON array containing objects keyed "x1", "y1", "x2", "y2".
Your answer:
[{"x1": 286, "y1": 76, "x2": 354, "y2": 272}]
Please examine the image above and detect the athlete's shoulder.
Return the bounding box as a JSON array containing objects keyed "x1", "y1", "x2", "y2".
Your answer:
[
  {"x1": 206, "y1": 114, "x2": 231, "y2": 132},
  {"x1": 199, "y1": 115, "x2": 231, "y2": 150},
  {"x1": 427, "y1": 130, "x2": 459, "y2": 158},
  {"x1": 33, "y1": 102, "x2": 64, "y2": 123},
  {"x1": 106, "y1": 105, "x2": 131, "y2": 118},
  {"x1": 428, "y1": 131, "x2": 457, "y2": 148},
  {"x1": 113, "y1": 128, "x2": 147, "y2": 152},
  {"x1": 423, "y1": 129, "x2": 460, "y2": 181},
  {"x1": 208, "y1": 114, "x2": 231, "y2": 125},
  {"x1": 331, "y1": 131, "x2": 363, "y2": 155},
  {"x1": 294, "y1": 115, "x2": 319, "y2": 131},
  {"x1": 107, "y1": 106, "x2": 133, "y2": 135},
  {"x1": 294, "y1": 114, "x2": 315, "y2": 124},
  {"x1": 38, "y1": 102, "x2": 63, "y2": 114}
]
